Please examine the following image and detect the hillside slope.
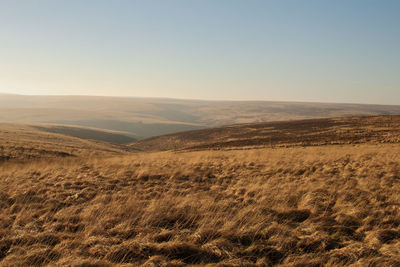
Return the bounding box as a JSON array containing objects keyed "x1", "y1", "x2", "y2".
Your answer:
[
  {"x1": 32, "y1": 124, "x2": 136, "y2": 144},
  {"x1": 2, "y1": 94, "x2": 400, "y2": 139},
  {"x1": 130, "y1": 115, "x2": 400, "y2": 151},
  {"x1": 1, "y1": 115, "x2": 400, "y2": 265},
  {"x1": 0, "y1": 123, "x2": 129, "y2": 161}
]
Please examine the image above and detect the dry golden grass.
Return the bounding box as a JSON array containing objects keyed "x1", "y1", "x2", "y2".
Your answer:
[
  {"x1": 2, "y1": 143, "x2": 400, "y2": 266},
  {"x1": 0, "y1": 123, "x2": 129, "y2": 162}
]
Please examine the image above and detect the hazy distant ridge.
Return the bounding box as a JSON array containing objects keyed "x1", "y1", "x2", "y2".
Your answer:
[{"x1": 1, "y1": 94, "x2": 400, "y2": 139}]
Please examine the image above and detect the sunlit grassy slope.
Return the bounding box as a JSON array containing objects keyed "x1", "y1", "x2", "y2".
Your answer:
[
  {"x1": 1, "y1": 115, "x2": 400, "y2": 266},
  {"x1": 31, "y1": 124, "x2": 136, "y2": 144},
  {"x1": 0, "y1": 123, "x2": 129, "y2": 161}
]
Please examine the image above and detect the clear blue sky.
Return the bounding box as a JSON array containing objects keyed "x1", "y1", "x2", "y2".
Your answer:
[{"x1": 0, "y1": 0, "x2": 399, "y2": 104}]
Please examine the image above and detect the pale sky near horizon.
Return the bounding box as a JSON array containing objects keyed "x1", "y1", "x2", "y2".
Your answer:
[{"x1": 0, "y1": 0, "x2": 399, "y2": 104}]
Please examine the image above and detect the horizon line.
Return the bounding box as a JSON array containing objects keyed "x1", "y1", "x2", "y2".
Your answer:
[{"x1": 0, "y1": 91, "x2": 399, "y2": 107}]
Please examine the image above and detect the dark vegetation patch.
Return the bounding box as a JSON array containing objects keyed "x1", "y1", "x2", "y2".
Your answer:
[{"x1": 131, "y1": 115, "x2": 400, "y2": 151}]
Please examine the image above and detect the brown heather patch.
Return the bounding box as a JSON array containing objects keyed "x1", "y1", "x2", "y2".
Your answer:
[
  {"x1": 130, "y1": 115, "x2": 400, "y2": 152},
  {"x1": 1, "y1": 144, "x2": 400, "y2": 265}
]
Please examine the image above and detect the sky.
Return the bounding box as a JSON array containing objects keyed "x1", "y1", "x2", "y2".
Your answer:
[{"x1": 0, "y1": 0, "x2": 399, "y2": 104}]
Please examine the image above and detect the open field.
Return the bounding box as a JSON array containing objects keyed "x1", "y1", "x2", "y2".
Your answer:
[
  {"x1": 2, "y1": 94, "x2": 400, "y2": 139},
  {"x1": 2, "y1": 144, "x2": 400, "y2": 266}
]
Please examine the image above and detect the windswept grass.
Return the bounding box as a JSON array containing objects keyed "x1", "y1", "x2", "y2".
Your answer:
[
  {"x1": 0, "y1": 123, "x2": 129, "y2": 162},
  {"x1": 1, "y1": 144, "x2": 400, "y2": 265}
]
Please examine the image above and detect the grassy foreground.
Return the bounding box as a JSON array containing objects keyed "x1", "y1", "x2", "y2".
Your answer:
[{"x1": 1, "y1": 144, "x2": 400, "y2": 266}]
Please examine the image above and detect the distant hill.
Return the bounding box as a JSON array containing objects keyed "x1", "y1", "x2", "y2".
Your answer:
[
  {"x1": 2, "y1": 94, "x2": 400, "y2": 139},
  {"x1": 129, "y1": 115, "x2": 400, "y2": 151}
]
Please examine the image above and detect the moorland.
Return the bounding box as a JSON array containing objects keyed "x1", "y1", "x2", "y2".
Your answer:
[{"x1": 1, "y1": 115, "x2": 400, "y2": 266}]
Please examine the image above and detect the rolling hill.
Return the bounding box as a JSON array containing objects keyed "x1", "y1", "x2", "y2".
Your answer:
[
  {"x1": 1, "y1": 121, "x2": 400, "y2": 265},
  {"x1": 129, "y1": 115, "x2": 400, "y2": 151},
  {"x1": 0, "y1": 123, "x2": 130, "y2": 162},
  {"x1": 31, "y1": 124, "x2": 136, "y2": 145},
  {"x1": 2, "y1": 93, "x2": 400, "y2": 139},
  {"x1": 2, "y1": 115, "x2": 400, "y2": 265}
]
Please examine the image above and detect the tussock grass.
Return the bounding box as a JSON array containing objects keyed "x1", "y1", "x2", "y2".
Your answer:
[{"x1": 1, "y1": 144, "x2": 400, "y2": 265}]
